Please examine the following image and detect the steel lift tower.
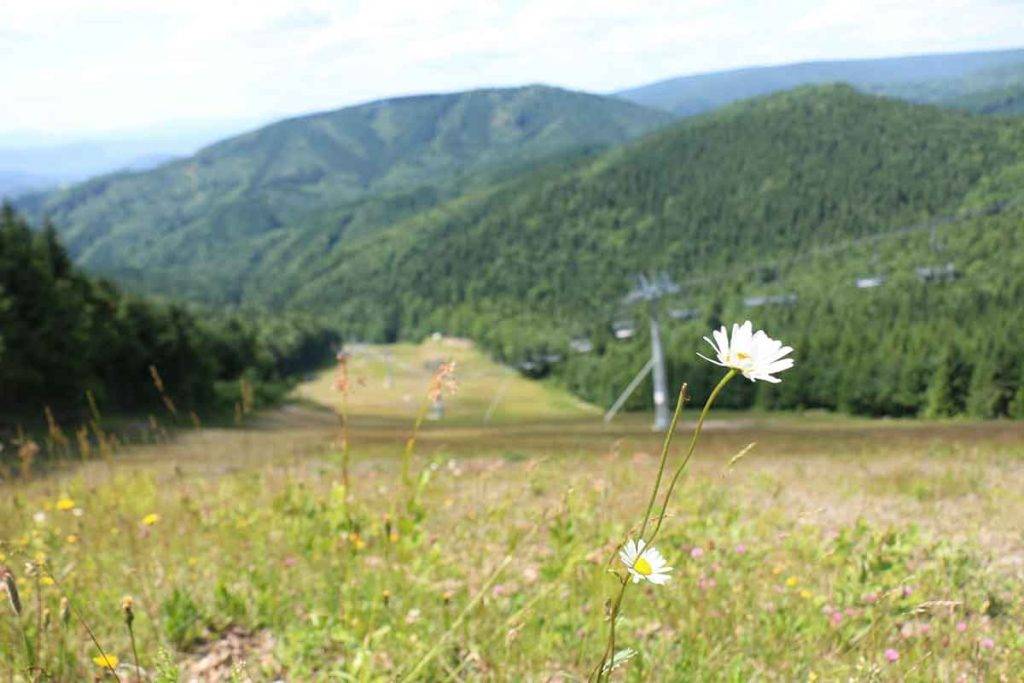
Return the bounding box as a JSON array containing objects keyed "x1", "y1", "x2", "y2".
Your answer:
[{"x1": 606, "y1": 273, "x2": 679, "y2": 431}]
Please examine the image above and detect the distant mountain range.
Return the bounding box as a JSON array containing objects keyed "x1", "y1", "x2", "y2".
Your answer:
[
  {"x1": 18, "y1": 85, "x2": 671, "y2": 273},
  {"x1": 616, "y1": 47, "x2": 1024, "y2": 115},
  {"x1": 11, "y1": 46, "x2": 1024, "y2": 418},
  {"x1": 8, "y1": 47, "x2": 1024, "y2": 202},
  {"x1": 0, "y1": 119, "x2": 264, "y2": 199}
]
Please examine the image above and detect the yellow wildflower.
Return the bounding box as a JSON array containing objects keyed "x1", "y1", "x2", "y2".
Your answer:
[
  {"x1": 141, "y1": 513, "x2": 160, "y2": 526},
  {"x1": 92, "y1": 653, "x2": 119, "y2": 670},
  {"x1": 348, "y1": 532, "x2": 366, "y2": 550},
  {"x1": 56, "y1": 498, "x2": 75, "y2": 511},
  {"x1": 785, "y1": 576, "x2": 799, "y2": 587}
]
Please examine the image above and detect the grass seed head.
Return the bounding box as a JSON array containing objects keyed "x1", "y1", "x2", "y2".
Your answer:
[
  {"x1": 334, "y1": 350, "x2": 351, "y2": 394},
  {"x1": 0, "y1": 566, "x2": 21, "y2": 617},
  {"x1": 427, "y1": 360, "x2": 457, "y2": 402},
  {"x1": 122, "y1": 595, "x2": 135, "y2": 626},
  {"x1": 59, "y1": 596, "x2": 70, "y2": 626}
]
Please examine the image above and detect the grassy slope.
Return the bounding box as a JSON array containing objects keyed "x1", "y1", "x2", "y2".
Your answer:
[{"x1": 2, "y1": 341, "x2": 1023, "y2": 679}]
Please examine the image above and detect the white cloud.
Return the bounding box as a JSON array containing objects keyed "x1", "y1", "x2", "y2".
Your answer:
[{"x1": 2, "y1": 0, "x2": 1022, "y2": 136}]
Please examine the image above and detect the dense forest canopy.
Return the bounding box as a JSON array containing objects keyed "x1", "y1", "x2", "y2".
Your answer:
[
  {"x1": 0, "y1": 204, "x2": 338, "y2": 417},
  {"x1": 217, "y1": 85, "x2": 1024, "y2": 418},
  {"x1": 17, "y1": 86, "x2": 671, "y2": 281}
]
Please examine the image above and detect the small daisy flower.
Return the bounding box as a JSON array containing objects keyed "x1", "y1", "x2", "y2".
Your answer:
[
  {"x1": 619, "y1": 539, "x2": 672, "y2": 585},
  {"x1": 699, "y1": 321, "x2": 794, "y2": 383}
]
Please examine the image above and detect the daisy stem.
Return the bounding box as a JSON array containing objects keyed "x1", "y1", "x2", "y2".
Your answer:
[
  {"x1": 636, "y1": 383, "x2": 689, "y2": 541},
  {"x1": 594, "y1": 576, "x2": 629, "y2": 683},
  {"x1": 594, "y1": 370, "x2": 737, "y2": 680},
  {"x1": 593, "y1": 385, "x2": 687, "y2": 681},
  {"x1": 648, "y1": 369, "x2": 737, "y2": 544}
]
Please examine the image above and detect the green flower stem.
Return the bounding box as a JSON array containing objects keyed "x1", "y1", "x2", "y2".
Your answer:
[
  {"x1": 593, "y1": 369, "x2": 738, "y2": 680},
  {"x1": 636, "y1": 383, "x2": 690, "y2": 541},
  {"x1": 594, "y1": 577, "x2": 629, "y2": 682},
  {"x1": 595, "y1": 384, "x2": 688, "y2": 681},
  {"x1": 648, "y1": 368, "x2": 737, "y2": 543}
]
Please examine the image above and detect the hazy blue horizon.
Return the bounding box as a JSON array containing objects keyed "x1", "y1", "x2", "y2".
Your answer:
[{"x1": 5, "y1": 0, "x2": 1024, "y2": 140}]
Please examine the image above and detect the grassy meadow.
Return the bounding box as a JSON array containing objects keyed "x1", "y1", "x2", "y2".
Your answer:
[{"x1": 2, "y1": 337, "x2": 1024, "y2": 681}]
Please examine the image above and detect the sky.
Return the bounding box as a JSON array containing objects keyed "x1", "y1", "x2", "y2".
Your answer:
[{"x1": 3, "y1": 0, "x2": 1024, "y2": 140}]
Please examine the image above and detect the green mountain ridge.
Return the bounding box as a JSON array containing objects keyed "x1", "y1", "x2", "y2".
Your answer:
[
  {"x1": 269, "y1": 85, "x2": 1024, "y2": 325},
  {"x1": 22, "y1": 83, "x2": 1024, "y2": 417},
  {"x1": 616, "y1": 47, "x2": 1024, "y2": 116},
  {"x1": 217, "y1": 84, "x2": 1024, "y2": 417},
  {"x1": 20, "y1": 85, "x2": 672, "y2": 274},
  {"x1": 869, "y1": 61, "x2": 1024, "y2": 115}
]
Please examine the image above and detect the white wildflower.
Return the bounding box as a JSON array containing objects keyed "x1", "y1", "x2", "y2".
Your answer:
[
  {"x1": 619, "y1": 539, "x2": 672, "y2": 585},
  {"x1": 699, "y1": 320, "x2": 794, "y2": 383}
]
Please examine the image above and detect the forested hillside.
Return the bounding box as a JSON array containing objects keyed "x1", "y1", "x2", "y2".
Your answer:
[
  {"x1": 0, "y1": 205, "x2": 338, "y2": 416},
  {"x1": 19, "y1": 84, "x2": 1024, "y2": 418},
  {"x1": 215, "y1": 85, "x2": 1024, "y2": 417},
  {"x1": 19, "y1": 86, "x2": 671, "y2": 284},
  {"x1": 871, "y1": 61, "x2": 1024, "y2": 115},
  {"x1": 617, "y1": 48, "x2": 1024, "y2": 116}
]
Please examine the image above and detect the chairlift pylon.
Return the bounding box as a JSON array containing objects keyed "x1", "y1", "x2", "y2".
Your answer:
[
  {"x1": 855, "y1": 242, "x2": 887, "y2": 290},
  {"x1": 917, "y1": 224, "x2": 959, "y2": 284}
]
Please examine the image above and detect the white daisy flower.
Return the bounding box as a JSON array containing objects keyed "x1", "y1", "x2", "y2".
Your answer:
[
  {"x1": 619, "y1": 539, "x2": 672, "y2": 585},
  {"x1": 699, "y1": 320, "x2": 794, "y2": 383}
]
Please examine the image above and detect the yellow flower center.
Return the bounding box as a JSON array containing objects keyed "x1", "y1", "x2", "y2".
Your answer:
[
  {"x1": 634, "y1": 557, "x2": 653, "y2": 575},
  {"x1": 735, "y1": 352, "x2": 750, "y2": 361}
]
